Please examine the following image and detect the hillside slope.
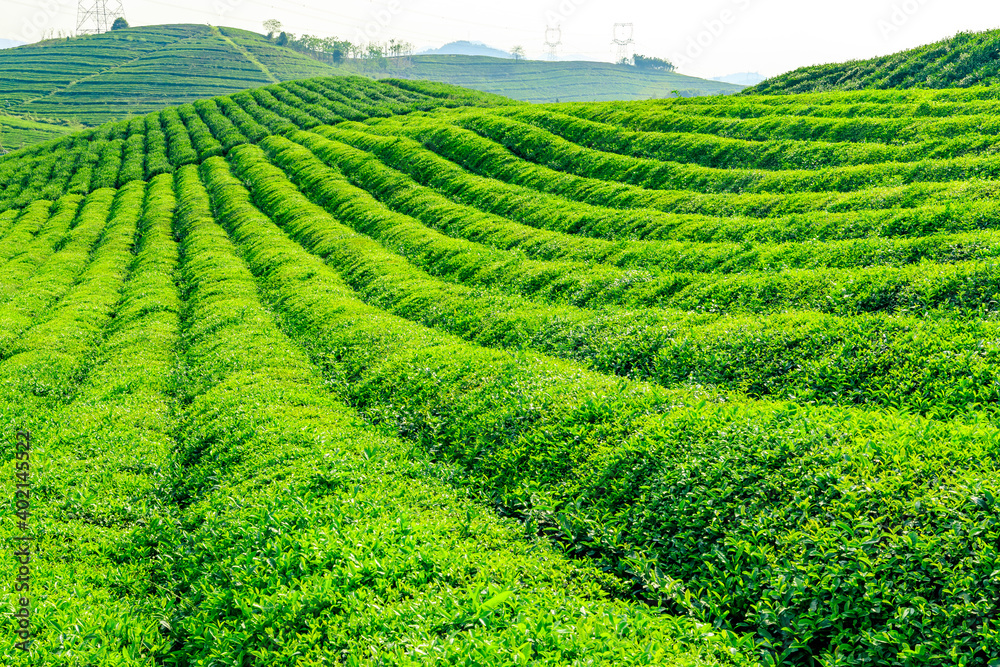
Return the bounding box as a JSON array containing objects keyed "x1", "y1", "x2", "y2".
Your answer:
[
  {"x1": 0, "y1": 25, "x2": 741, "y2": 150},
  {"x1": 0, "y1": 74, "x2": 752, "y2": 667},
  {"x1": 748, "y1": 29, "x2": 1000, "y2": 94},
  {"x1": 0, "y1": 113, "x2": 75, "y2": 152},
  {"x1": 388, "y1": 54, "x2": 743, "y2": 102},
  {"x1": 1, "y1": 78, "x2": 999, "y2": 665},
  {"x1": 0, "y1": 24, "x2": 350, "y2": 127}
]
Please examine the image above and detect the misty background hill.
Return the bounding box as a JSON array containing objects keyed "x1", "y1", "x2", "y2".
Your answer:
[
  {"x1": 419, "y1": 40, "x2": 513, "y2": 58},
  {"x1": 712, "y1": 72, "x2": 765, "y2": 85}
]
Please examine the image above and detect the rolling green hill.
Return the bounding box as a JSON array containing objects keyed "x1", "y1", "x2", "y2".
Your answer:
[
  {"x1": 0, "y1": 24, "x2": 350, "y2": 129},
  {"x1": 1, "y1": 75, "x2": 999, "y2": 665},
  {"x1": 0, "y1": 24, "x2": 741, "y2": 150},
  {"x1": 749, "y1": 29, "x2": 1000, "y2": 94},
  {"x1": 0, "y1": 113, "x2": 76, "y2": 152},
  {"x1": 385, "y1": 54, "x2": 743, "y2": 102}
]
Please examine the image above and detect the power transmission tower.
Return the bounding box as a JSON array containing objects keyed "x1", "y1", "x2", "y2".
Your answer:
[
  {"x1": 544, "y1": 25, "x2": 562, "y2": 61},
  {"x1": 77, "y1": 0, "x2": 125, "y2": 35},
  {"x1": 612, "y1": 23, "x2": 635, "y2": 64}
]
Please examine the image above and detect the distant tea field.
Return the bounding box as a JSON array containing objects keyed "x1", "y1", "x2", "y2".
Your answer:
[
  {"x1": 0, "y1": 76, "x2": 997, "y2": 666},
  {"x1": 0, "y1": 24, "x2": 348, "y2": 148},
  {"x1": 0, "y1": 23, "x2": 740, "y2": 151},
  {"x1": 396, "y1": 55, "x2": 741, "y2": 102}
]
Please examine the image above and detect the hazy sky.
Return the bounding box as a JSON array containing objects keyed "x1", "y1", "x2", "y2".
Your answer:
[{"x1": 5, "y1": 0, "x2": 1000, "y2": 78}]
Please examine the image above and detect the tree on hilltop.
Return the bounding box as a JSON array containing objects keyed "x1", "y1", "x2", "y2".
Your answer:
[
  {"x1": 263, "y1": 19, "x2": 282, "y2": 38},
  {"x1": 111, "y1": 17, "x2": 129, "y2": 30},
  {"x1": 633, "y1": 54, "x2": 676, "y2": 72}
]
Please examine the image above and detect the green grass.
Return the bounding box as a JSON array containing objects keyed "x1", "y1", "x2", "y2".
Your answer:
[
  {"x1": 1, "y1": 76, "x2": 998, "y2": 666},
  {"x1": 749, "y1": 29, "x2": 1000, "y2": 94}
]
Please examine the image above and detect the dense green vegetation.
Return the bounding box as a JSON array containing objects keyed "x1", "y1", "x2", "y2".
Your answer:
[
  {"x1": 392, "y1": 55, "x2": 740, "y2": 102},
  {"x1": 1, "y1": 75, "x2": 998, "y2": 666},
  {"x1": 0, "y1": 24, "x2": 740, "y2": 150},
  {"x1": 0, "y1": 113, "x2": 75, "y2": 152},
  {"x1": 750, "y1": 29, "x2": 1000, "y2": 94},
  {"x1": 0, "y1": 24, "x2": 352, "y2": 133}
]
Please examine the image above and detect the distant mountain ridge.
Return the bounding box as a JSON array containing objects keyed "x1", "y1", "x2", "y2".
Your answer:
[
  {"x1": 712, "y1": 72, "x2": 764, "y2": 85},
  {"x1": 420, "y1": 40, "x2": 512, "y2": 58},
  {"x1": 0, "y1": 39, "x2": 26, "y2": 49},
  {"x1": 748, "y1": 29, "x2": 1000, "y2": 94}
]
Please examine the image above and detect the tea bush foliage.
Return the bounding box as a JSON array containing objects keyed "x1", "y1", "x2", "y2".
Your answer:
[{"x1": 0, "y1": 75, "x2": 997, "y2": 666}]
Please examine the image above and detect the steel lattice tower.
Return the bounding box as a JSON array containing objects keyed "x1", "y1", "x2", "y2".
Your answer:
[
  {"x1": 612, "y1": 23, "x2": 635, "y2": 64},
  {"x1": 544, "y1": 26, "x2": 562, "y2": 61},
  {"x1": 77, "y1": 0, "x2": 125, "y2": 35}
]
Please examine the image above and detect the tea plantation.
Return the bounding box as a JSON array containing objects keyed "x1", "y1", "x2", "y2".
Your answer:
[
  {"x1": 750, "y1": 29, "x2": 1000, "y2": 94},
  {"x1": 393, "y1": 55, "x2": 741, "y2": 103},
  {"x1": 0, "y1": 23, "x2": 740, "y2": 151},
  {"x1": 0, "y1": 24, "x2": 349, "y2": 147},
  {"x1": 0, "y1": 75, "x2": 997, "y2": 665}
]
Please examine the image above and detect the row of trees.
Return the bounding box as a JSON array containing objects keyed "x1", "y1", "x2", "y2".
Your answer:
[{"x1": 263, "y1": 20, "x2": 415, "y2": 71}]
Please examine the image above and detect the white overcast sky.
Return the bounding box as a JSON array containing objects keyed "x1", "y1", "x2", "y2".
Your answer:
[{"x1": 4, "y1": 0, "x2": 1000, "y2": 78}]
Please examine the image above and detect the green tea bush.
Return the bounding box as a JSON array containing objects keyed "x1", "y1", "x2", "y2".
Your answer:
[
  {"x1": 91, "y1": 138, "x2": 124, "y2": 189},
  {"x1": 565, "y1": 101, "x2": 1000, "y2": 147},
  {"x1": 119, "y1": 118, "x2": 146, "y2": 186},
  {"x1": 192, "y1": 98, "x2": 249, "y2": 150},
  {"x1": 248, "y1": 87, "x2": 320, "y2": 130},
  {"x1": 161, "y1": 107, "x2": 199, "y2": 167},
  {"x1": 214, "y1": 95, "x2": 270, "y2": 143},
  {"x1": 231, "y1": 90, "x2": 295, "y2": 134},
  {"x1": 231, "y1": 139, "x2": 1000, "y2": 420},
  {"x1": 360, "y1": 115, "x2": 1000, "y2": 219},
  {"x1": 149, "y1": 162, "x2": 751, "y2": 666},
  {"x1": 200, "y1": 154, "x2": 1000, "y2": 666},
  {"x1": 3, "y1": 73, "x2": 1000, "y2": 666},
  {"x1": 0, "y1": 200, "x2": 55, "y2": 265},
  {"x1": 0, "y1": 175, "x2": 177, "y2": 665},
  {"x1": 320, "y1": 123, "x2": 1000, "y2": 246},
  {"x1": 296, "y1": 128, "x2": 1000, "y2": 273},
  {"x1": 283, "y1": 80, "x2": 359, "y2": 120},
  {"x1": 177, "y1": 103, "x2": 224, "y2": 160},
  {"x1": 143, "y1": 113, "x2": 173, "y2": 178}
]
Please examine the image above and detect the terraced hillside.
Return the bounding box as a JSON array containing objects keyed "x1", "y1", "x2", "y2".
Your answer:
[
  {"x1": 0, "y1": 113, "x2": 75, "y2": 152},
  {"x1": 0, "y1": 77, "x2": 998, "y2": 666},
  {"x1": 0, "y1": 24, "x2": 349, "y2": 129},
  {"x1": 0, "y1": 24, "x2": 741, "y2": 150},
  {"x1": 749, "y1": 29, "x2": 1000, "y2": 94},
  {"x1": 389, "y1": 55, "x2": 742, "y2": 102}
]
